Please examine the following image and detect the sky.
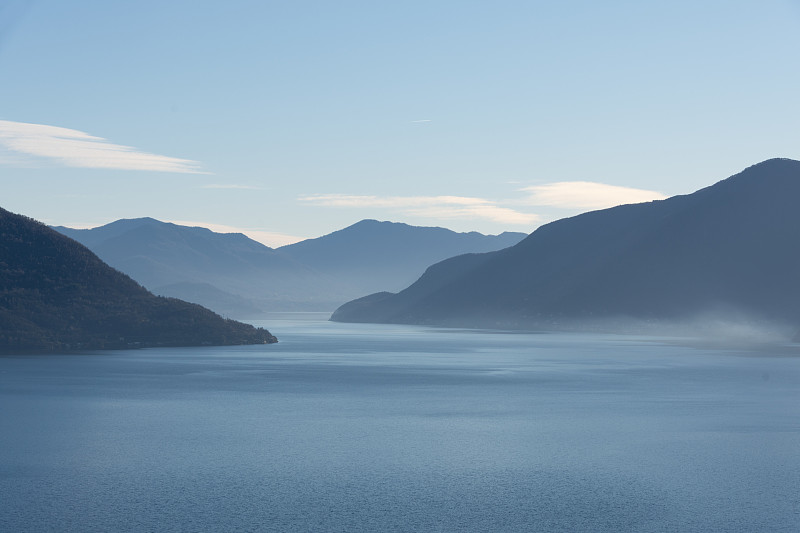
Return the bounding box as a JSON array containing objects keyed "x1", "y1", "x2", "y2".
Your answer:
[{"x1": 1, "y1": 0, "x2": 799, "y2": 246}]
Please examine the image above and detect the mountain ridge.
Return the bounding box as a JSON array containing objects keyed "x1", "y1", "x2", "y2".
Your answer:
[
  {"x1": 54, "y1": 218, "x2": 526, "y2": 315},
  {"x1": 332, "y1": 158, "x2": 800, "y2": 339}
]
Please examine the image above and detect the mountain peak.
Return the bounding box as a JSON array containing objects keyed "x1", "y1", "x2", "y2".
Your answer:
[
  {"x1": 103, "y1": 216, "x2": 163, "y2": 228},
  {"x1": 727, "y1": 157, "x2": 800, "y2": 184},
  {"x1": 745, "y1": 157, "x2": 799, "y2": 169},
  {"x1": 698, "y1": 157, "x2": 800, "y2": 202}
]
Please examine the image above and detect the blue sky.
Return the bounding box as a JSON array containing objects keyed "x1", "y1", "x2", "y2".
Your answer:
[{"x1": 1, "y1": 0, "x2": 799, "y2": 245}]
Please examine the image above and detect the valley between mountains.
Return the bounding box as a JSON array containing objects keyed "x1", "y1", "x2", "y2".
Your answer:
[
  {"x1": 53, "y1": 219, "x2": 525, "y2": 317},
  {"x1": 3, "y1": 158, "x2": 800, "y2": 352}
]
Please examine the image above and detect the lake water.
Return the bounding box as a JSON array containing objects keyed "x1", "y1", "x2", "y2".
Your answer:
[{"x1": 1, "y1": 314, "x2": 798, "y2": 532}]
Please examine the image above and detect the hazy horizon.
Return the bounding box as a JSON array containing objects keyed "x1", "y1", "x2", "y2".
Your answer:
[
  {"x1": 2, "y1": 1, "x2": 799, "y2": 245},
  {"x1": 53, "y1": 215, "x2": 530, "y2": 248}
]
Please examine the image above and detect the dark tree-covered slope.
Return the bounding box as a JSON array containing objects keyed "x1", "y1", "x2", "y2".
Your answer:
[
  {"x1": 333, "y1": 159, "x2": 800, "y2": 335},
  {"x1": 0, "y1": 208, "x2": 276, "y2": 353}
]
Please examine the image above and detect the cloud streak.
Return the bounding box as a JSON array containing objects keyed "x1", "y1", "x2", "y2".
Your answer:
[
  {"x1": 0, "y1": 119, "x2": 203, "y2": 173},
  {"x1": 201, "y1": 184, "x2": 260, "y2": 190},
  {"x1": 299, "y1": 194, "x2": 539, "y2": 225},
  {"x1": 300, "y1": 181, "x2": 666, "y2": 228},
  {"x1": 521, "y1": 181, "x2": 666, "y2": 210}
]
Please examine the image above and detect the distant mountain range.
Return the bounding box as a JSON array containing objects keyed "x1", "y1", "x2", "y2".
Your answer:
[
  {"x1": 279, "y1": 220, "x2": 526, "y2": 295},
  {"x1": 332, "y1": 159, "x2": 800, "y2": 339},
  {"x1": 0, "y1": 208, "x2": 276, "y2": 353},
  {"x1": 53, "y1": 219, "x2": 526, "y2": 316},
  {"x1": 54, "y1": 217, "x2": 326, "y2": 316}
]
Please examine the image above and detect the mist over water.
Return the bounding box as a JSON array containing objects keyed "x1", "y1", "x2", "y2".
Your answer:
[
  {"x1": 1, "y1": 314, "x2": 798, "y2": 532},
  {"x1": 549, "y1": 310, "x2": 799, "y2": 346}
]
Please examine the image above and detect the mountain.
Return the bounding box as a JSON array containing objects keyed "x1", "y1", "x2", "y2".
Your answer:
[
  {"x1": 54, "y1": 218, "x2": 339, "y2": 314},
  {"x1": 332, "y1": 159, "x2": 800, "y2": 338},
  {"x1": 0, "y1": 208, "x2": 276, "y2": 353},
  {"x1": 277, "y1": 220, "x2": 526, "y2": 295},
  {"x1": 55, "y1": 219, "x2": 526, "y2": 315}
]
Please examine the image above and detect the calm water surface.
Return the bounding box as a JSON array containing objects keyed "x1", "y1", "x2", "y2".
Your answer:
[{"x1": 1, "y1": 314, "x2": 798, "y2": 532}]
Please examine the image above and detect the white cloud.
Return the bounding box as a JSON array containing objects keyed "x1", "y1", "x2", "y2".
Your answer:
[
  {"x1": 166, "y1": 220, "x2": 304, "y2": 248},
  {"x1": 0, "y1": 119, "x2": 203, "y2": 173},
  {"x1": 406, "y1": 204, "x2": 538, "y2": 225},
  {"x1": 299, "y1": 194, "x2": 539, "y2": 225},
  {"x1": 521, "y1": 181, "x2": 666, "y2": 210}
]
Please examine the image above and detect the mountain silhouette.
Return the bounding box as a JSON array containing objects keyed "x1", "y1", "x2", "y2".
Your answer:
[
  {"x1": 278, "y1": 219, "x2": 526, "y2": 295},
  {"x1": 55, "y1": 219, "x2": 525, "y2": 315},
  {"x1": 332, "y1": 159, "x2": 800, "y2": 338},
  {"x1": 1, "y1": 208, "x2": 276, "y2": 352},
  {"x1": 54, "y1": 218, "x2": 336, "y2": 314}
]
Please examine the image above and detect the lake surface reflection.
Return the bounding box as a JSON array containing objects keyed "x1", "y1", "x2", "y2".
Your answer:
[{"x1": 1, "y1": 314, "x2": 798, "y2": 532}]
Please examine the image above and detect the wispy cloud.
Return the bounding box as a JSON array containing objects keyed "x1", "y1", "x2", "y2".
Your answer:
[
  {"x1": 167, "y1": 220, "x2": 304, "y2": 247},
  {"x1": 299, "y1": 194, "x2": 538, "y2": 225},
  {"x1": 521, "y1": 181, "x2": 666, "y2": 210},
  {"x1": 405, "y1": 204, "x2": 538, "y2": 225},
  {"x1": 0, "y1": 119, "x2": 204, "y2": 173},
  {"x1": 410, "y1": 119, "x2": 432, "y2": 123},
  {"x1": 201, "y1": 184, "x2": 260, "y2": 190}
]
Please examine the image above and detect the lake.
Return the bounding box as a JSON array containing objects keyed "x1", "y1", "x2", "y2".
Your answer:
[{"x1": 1, "y1": 314, "x2": 798, "y2": 532}]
